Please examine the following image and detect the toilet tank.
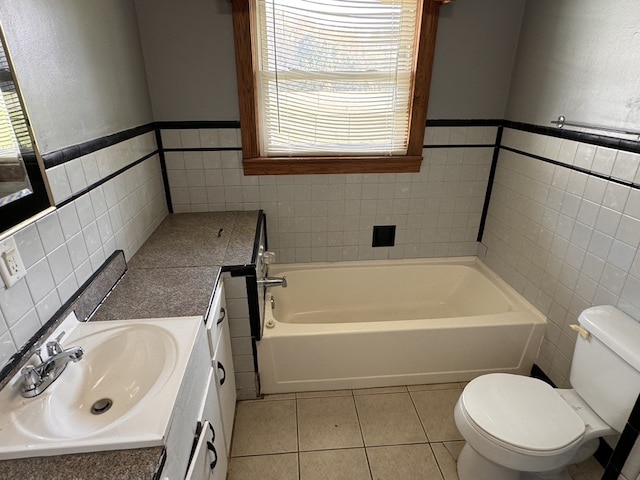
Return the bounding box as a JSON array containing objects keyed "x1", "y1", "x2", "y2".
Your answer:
[{"x1": 570, "y1": 306, "x2": 640, "y2": 432}]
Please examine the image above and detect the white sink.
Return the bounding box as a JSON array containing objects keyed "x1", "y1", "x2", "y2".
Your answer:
[{"x1": 0, "y1": 315, "x2": 203, "y2": 459}]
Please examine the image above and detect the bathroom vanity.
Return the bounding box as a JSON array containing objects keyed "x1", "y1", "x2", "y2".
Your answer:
[{"x1": 0, "y1": 211, "x2": 265, "y2": 479}]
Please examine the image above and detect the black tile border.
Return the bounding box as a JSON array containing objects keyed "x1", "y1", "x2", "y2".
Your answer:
[
  {"x1": 503, "y1": 120, "x2": 640, "y2": 156},
  {"x1": 42, "y1": 124, "x2": 156, "y2": 169},
  {"x1": 501, "y1": 145, "x2": 640, "y2": 191},
  {"x1": 477, "y1": 126, "x2": 502, "y2": 242},
  {"x1": 37, "y1": 118, "x2": 640, "y2": 170},
  {"x1": 56, "y1": 150, "x2": 160, "y2": 208},
  {"x1": 155, "y1": 129, "x2": 173, "y2": 214}
]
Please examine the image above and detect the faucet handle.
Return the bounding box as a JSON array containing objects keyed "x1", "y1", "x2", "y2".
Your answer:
[
  {"x1": 21, "y1": 365, "x2": 40, "y2": 391},
  {"x1": 46, "y1": 331, "x2": 65, "y2": 356}
]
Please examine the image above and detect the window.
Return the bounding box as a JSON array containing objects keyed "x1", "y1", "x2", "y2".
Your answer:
[{"x1": 232, "y1": 0, "x2": 442, "y2": 175}]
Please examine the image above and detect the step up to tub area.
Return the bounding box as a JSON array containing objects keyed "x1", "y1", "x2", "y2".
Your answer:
[{"x1": 257, "y1": 256, "x2": 546, "y2": 394}]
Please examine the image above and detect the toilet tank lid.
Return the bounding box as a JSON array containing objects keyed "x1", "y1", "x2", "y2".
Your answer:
[{"x1": 579, "y1": 306, "x2": 640, "y2": 371}]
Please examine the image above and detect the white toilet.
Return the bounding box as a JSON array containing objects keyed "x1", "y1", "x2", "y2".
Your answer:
[{"x1": 454, "y1": 305, "x2": 640, "y2": 480}]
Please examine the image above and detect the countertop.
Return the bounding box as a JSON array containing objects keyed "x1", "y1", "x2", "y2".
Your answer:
[
  {"x1": 0, "y1": 211, "x2": 261, "y2": 479},
  {"x1": 93, "y1": 210, "x2": 260, "y2": 322}
]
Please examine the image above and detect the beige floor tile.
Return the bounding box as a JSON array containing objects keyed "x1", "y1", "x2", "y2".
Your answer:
[
  {"x1": 355, "y1": 393, "x2": 427, "y2": 446},
  {"x1": 568, "y1": 456, "x2": 605, "y2": 480},
  {"x1": 353, "y1": 385, "x2": 408, "y2": 395},
  {"x1": 367, "y1": 444, "x2": 444, "y2": 480},
  {"x1": 442, "y1": 441, "x2": 465, "y2": 462},
  {"x1": 300, "y1": 448, "x2": 371, "y2": 480},
  {"x1": 298, "y1": 396, "x2": 363, "y2": 451},
  {"x1": 411, "y1": 388, "x2": 463, "y2": 442},
  {"x1": 262, "y1": 393, "x2": 296, "y2": 401},
  {"x1": 296, "y1": 389, "x2": 352, "y2": 398},
  {"x1": 231, "y1": 400, "x2": 297, "y2": 456},
  {"x1": 407, "y1": 383, "x2": 462, "y2": 392},
  {"x1": 431, "y1": 442, "x2": 459, "y2": 480},
  {"x1": 227, "y1": 453, "x2": 299, "y2": 480}
]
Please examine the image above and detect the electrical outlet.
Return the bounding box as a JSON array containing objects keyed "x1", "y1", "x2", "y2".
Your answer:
[{"x1": 0, "y1": 236, "x2": 26, "y2": 288}]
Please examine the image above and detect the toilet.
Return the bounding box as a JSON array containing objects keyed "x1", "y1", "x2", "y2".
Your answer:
[{"x1": 454, "y1": 305, "x2": 640, "y2": 480}]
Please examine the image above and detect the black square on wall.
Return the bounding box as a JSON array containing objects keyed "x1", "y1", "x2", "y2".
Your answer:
[{"x1": 372, "y1": 225, "x2": 396, "y2": 247}]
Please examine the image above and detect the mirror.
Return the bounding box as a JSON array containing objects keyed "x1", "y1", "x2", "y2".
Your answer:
[{"x1": 0, "y1": 25, "x2": 50, "y2": 233}]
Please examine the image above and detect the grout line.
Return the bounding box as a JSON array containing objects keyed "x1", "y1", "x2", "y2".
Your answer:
[{"x1": 407, "y1": 389, "x2": 432, "y2": 443}]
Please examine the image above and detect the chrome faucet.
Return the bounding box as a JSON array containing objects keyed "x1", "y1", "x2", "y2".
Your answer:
[
  {"x1": 257, "y1": 276, "x2": 287, "y2": 288},
  {"x1": 20, "y1": 335, "x2": 84, "y2": 398}
]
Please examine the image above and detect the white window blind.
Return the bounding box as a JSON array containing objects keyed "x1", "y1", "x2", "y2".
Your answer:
[
  {"x1": 0, "y1": 47, "x2": 26, "y2": 165},
  {"x1": 254, "y1": 0, "x2": 420, "y2": 157}
]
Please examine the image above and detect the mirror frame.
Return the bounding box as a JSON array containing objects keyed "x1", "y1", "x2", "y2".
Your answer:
[{"x1": 0, "y1": 24, "x2": 50, "y2": 233}]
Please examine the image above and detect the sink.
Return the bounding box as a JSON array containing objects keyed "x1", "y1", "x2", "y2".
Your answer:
[{"x1": 0, "y1": 315, "x2": 203, "y2": 459}]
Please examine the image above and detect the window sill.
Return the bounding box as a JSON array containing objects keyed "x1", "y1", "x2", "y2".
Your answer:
[{"x1": 242, "y1": 155, "x2": 423, "y2": 175}]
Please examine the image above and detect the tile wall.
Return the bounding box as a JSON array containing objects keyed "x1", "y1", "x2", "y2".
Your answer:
[
  {"x1": 223, "y1": 274, "x2": 258, "y2": 400},
  {"x1": 482, "y1": 127, "x2": 640, "y2": 388},
  {"x1": 0, "y1": 132, "x2": 168, "y2": 369},
  {"x1": 162, "y1": 126, "x2": 498, "y2": 263}
]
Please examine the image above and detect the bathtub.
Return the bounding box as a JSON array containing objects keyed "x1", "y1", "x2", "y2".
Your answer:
[{"x1": 257, "y1": 256, "x2": 546, "y2": 394}]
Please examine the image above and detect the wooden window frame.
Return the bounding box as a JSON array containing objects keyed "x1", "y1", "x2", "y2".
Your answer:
[{"x1": 231, "y1": 0, "x2": 442, "y2": 175}]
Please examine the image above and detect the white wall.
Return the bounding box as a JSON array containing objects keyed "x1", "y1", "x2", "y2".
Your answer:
[
  {"x1": 428, "y1": 0, "x2": 525, "y2": 119},
  {"x1": 162, "y1": 126, "x2": 497, "y2": 262},
  {"x1": 0, "y1": 0, "x2": 153, "y2": 153},
  {"x1": 506, "y1": 0, "x2": 640, "y2": 132},
  {"x1": 135, "y1": 0, "x2": 526, "y2": 121},
  {"x1": 135, "y1": 0, "x2": 239, "y2": 121},
  {"x1": 485, "y1": 0, "x2": 640, "y2": 388},
  {"x1": 0, "y1": 2, "x2": 166, "y2": 370}
]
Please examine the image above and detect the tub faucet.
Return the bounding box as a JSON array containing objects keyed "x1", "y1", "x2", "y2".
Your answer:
[
  {"x1": 20, "y1": 336, "x2": 84, "y2": 398},
  {"x1": 258, "y1": 276, "x2": 287, "y2": 288}
]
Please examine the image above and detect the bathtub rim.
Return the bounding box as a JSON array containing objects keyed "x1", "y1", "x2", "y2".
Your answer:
[{"x1": 263, "y1": 256, "x2": 546, "y2": 335}]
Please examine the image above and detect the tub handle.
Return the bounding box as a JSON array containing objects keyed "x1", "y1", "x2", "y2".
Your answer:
[{"x1": 570, "y1": 324, "x2": 591, "y2": 340}]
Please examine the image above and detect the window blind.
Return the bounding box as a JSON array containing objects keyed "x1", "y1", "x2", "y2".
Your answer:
[
  {"x1": 254, "y1": 0, "x2": 420, "y2": 157},
  {"x1": 0, "y1": 45, "x2": 28, "y2": 165}
]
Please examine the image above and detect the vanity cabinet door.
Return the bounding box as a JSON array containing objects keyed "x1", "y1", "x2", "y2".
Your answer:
[
  {"x1": 184, "y1": 421, "x2": 226, "y2": 480},
  {"x1": 205, "y1": 284, "x2": 226, "y2": 358},
  {"x1": 196, "y1": 368, "x2": 227, "y2": 473},
  {"x1": 213, "y1": 316, "x2": 236, "y2": 453}
]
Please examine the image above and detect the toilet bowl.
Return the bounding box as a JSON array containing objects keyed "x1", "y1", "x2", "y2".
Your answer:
[
  {"x1": 453, "y1": 306, "x2": 640, "y2": 480},
  {"x1": 454, "y1": 373, "x2": 613, "y2": 480}
]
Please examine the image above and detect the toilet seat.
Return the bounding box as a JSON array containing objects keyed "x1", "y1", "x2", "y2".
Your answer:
[{"x1": 460, "y1": 374, "x2": 585, "y2": 454}]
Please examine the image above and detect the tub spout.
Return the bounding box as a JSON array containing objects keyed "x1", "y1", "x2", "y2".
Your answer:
[{"x1": 258, "y1": 276, "x2": 287, "y2": 288}]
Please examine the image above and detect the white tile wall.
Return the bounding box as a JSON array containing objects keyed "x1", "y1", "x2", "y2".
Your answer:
[
  {"x1": 484, "y1": 128, "x2": 640, "y2": 387},
  {"x1": 223, "y1": 274, "x2": 257, "y2": 400},
  {"x1": 0, "y1": 133, "x2": 167, "y2": 370},
  {"x1": 163, "y1": 126, "x2": 498, "y2": 262}
]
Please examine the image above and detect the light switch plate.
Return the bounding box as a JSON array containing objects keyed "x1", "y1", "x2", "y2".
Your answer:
[{"x1": 0, "y1": 236, "x2": 27, "y2": 288}]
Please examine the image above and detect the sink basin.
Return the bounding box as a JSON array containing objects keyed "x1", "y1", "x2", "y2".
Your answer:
[{"x1": 0, "y1": 315, "x2": 203, "y2": 459}]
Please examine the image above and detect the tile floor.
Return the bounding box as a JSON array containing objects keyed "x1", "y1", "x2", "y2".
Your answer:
[{"x1": 227, "y1": 383, "x2": 605, "y2": 480}]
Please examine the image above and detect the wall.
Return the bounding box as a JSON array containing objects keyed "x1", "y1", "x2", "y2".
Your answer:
[
  {"x1": 483, "y1": 129, "x2": 640, "y2": 389},
  {"x1": 0, "y1": 2, "x2": 166, "y2": 370},
  {"x1": 135, "y1": 0, "x2": 239, "y2": 121},
  {"x1": 483, "y1": 0, "x2": 640, "y2": 390},
  {"x1": 0, "y1": 0, "x2": 153, "y2": 153},
  {"x1": 135, "y1": 0, "x2": 525, "y2": 121},
  {"x1": 161, "y1": 125, "x2": 497, "y2": 262},
  {"x1": 506, "y1": 0, "x2": 640, "y2": 131},
  {"x1": 428, "y1": 0, "x2": 525, "y2": 119}
]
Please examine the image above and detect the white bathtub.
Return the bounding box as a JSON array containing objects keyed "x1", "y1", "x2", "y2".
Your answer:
[{"x1": 257, "y1": 257, "x2": 546, "y2": 394}]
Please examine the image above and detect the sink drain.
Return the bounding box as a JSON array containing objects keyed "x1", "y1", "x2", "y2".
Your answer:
[{"x1": 91, "y1": 398, "x2": 113, "y2": 415}]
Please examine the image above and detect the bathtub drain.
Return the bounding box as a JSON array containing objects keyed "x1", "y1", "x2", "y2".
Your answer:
[{"x1": 91, "y1": 398, "x2": 113, "y2": 415}]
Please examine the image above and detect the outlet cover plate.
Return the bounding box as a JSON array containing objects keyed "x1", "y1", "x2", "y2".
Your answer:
[{"x1": 0, "y1": 236, "x2": 27, "y2": 288}]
